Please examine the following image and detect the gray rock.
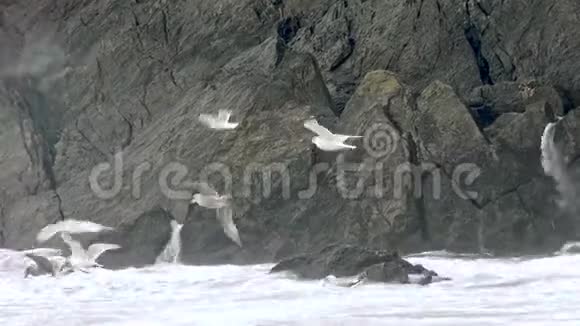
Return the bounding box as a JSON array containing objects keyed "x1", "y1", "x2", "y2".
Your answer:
[
  {"x1": 95, "y1": 207, "x2": 173, "y2": 269},
  {"x1": 270, "y1": 244, "x2": 443, "y2": 284},
  {"x1": 2, "y1": 0, "x2": 580, "y2": 266}
]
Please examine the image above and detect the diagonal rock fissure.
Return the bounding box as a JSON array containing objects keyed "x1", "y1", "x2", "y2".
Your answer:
[
  {"x1": 161, "y1": 9, "x2": 170, "y2": 46},
  {"x1": 475, "y1": 1, "x2": 491, "y2": 17},
  {"x1": 53, "y1": 190, "x2": 66, "y2": 221},
  {"x1": 406, "y1": 134, "x2": 430, "y2": 242},
  {"x1": 464, "y1": 1, "x2": 494, "y2": 85},
  {"x1": 413, "y1": 0, "x2": 425, "y2": 31},
  {"x1": 275, "y1": 16, "x2": 301, "y2": 66},
  {"x1": 329, "y1": 18, "x2": 355, "y2": 72},
  {"x1": 8, "y1": 80, "x2": 66, "y2": 220},
  {"x1": 75, "y1": 115, "x2": 110, "y2": 159}
]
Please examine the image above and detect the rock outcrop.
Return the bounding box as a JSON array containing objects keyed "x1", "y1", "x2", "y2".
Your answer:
[
  {"x1": 2, "y1": 0, "x2": 580, "y2": 268},
  {"x1": 270, "y1": 244, "x2": 443, "y2": 285}
]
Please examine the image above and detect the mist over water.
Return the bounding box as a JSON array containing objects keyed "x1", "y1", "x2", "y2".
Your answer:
[{"x1": 2, "y1": 251, "x2": 579, "y2": 325}]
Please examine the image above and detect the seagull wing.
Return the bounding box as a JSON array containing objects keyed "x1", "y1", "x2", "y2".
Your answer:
[
  {"x1": 36, "y1": 219, "x2": 114, "y2": 243},
  {"x1": 192, "y1": 181, "x2": 219, "y2": 196},
  {"x1": 216, "y1": 206, "x2": 242, "y2": 247},
  {"x1": 86, "y1": 243, "x2": 121, "y2": 262},
  {"x1": 49, "y1": 256, "x2": 68, "y2": 273},
  {"x1": 60, "y1": 232, "x2": 89, "y2": 261},
  {"x1": 21, "y1": 248, "x2": 62, "y2": 257},
  {"x1": 217, "y1": 110, "x2": 232, "y2": 122},
  {"x1": 334, "y1": 133, "x2": 363, "y2": 141},
  {"x1": 304, "y1": 119, "x2": 336, "y2": 140},
  {"x1": 198, "y1": 113, "x2": 218, "y2": 127},
  {"x1": 25, "y1": 254, "x2": 56, "y2": 276}
]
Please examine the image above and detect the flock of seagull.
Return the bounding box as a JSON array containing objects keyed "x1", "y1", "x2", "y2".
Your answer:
[
  {"x1": 18, "y1": 220, "x2": 119, "y2": 277},
  {"x1": 8, "y1": 109, "x2": 363, "y2": 278},
  {"x1": 194, "y1": 111, "x2": 569, "y2": 256},
  {"x1": 192, "y1": 110, "x2": 362, "y2": 248},
  {"x1": 197, "y1": 109, "x2": 362, "y2": 151}
]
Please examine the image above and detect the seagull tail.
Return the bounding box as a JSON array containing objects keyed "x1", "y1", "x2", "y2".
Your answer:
[{"x1": 336, "y1": 134, "x2": 362, "y2": 139}]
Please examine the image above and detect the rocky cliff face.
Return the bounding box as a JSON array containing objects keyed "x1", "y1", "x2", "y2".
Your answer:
[{"x1": 1, "y1": 0, "x2": 580, "y2": 267}]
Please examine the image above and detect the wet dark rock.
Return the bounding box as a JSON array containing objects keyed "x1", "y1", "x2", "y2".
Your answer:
[
  {"x1": 271, "y1": 244, "x2": 398, "y2": 279},
  {"x1": 270, "y1": 244, "x2": 443, "y2": 285},
  {"x1": 95, "y1": 207, "x2": 172, "y2": 269}
]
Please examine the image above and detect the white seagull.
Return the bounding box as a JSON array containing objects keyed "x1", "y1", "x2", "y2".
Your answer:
[
  {"x1": 21, "y1": 248, "x2": 63, "y2": 257},
  {"x1": 36, "y1": 219, "x2": 114, "y2": 243},
  {"x1": 24, "y1": 253, "x2": 71, "y2": 278},
  {"x1": 60, "y1": 232, "x2": 121, "y2": 271},
  {"x1": 198, "y1": 110, "x2": 239, "y2": 130},
  {"x1": 190, "y1": 182, "x2": 242, "y2": 247},
  {"x1": 303, "y1": 118, "x2": 362, "y2": 151}
]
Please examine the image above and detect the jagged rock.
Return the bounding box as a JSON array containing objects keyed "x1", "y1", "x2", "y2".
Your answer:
[
  {"x1": 4, "y1": 193, "x2": 62, "y2": 250},
  {"x1": 466, "y1": 81, "x2": 561, "y2": 114},
  {"x1": 332, "y1": 70, "x2": 421, "y2": 250},
  {"x1": 270, "y1": 244, "x2": 443, "y2": 284},
  {"x1": 95, "y1": 207, "x2": 172, "y2": 269},
  {"x1": 2, "y1": 0, "x2": 580, "y2": 264},
  {"x1": 465, "y1": 0, "x2": 580, "y2": 103},
  {"x1": 290, "y1": 0, "x2": 481, "y2": 113},
  {"x1": 560, "y1": 109, "x2": 580, "y2": 158},
  {"x1": 413, "y1": 79, "x2": 578, "y2": 254},
  {"x1": 270, "y1": 244, "x2": 397, "y2": 279},
  {"x1": 416, "y1": 80, "x2": 492, "y2": 171},
  {"x1": 419, "y1": 171, "x2": 483, "y2": 253}
]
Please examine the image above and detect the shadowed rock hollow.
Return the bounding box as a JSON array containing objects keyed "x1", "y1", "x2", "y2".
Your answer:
[{"x1": 1, "y1": 0, "x2": 580, "y2": 268}]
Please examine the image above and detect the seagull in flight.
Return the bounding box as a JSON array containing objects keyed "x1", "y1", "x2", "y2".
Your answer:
[
  {"x1": 21, "y1": 248, "x2": 62, "y2": 257},
  {"x1": 303, "y1": 118, "x2": 362, "y2": 151},
  {"x1": 59, "y1": 232, "x2": 121, "y2": 271},
  {"x1": 36, "y1": 219, "x2": 114, "y2": 243},
  {"x1": 198, "y1": 110, "x2": 239, "y2": 130},
  {"x1": 190, "y1": 182, "x2": 242, "y2": 247}
]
